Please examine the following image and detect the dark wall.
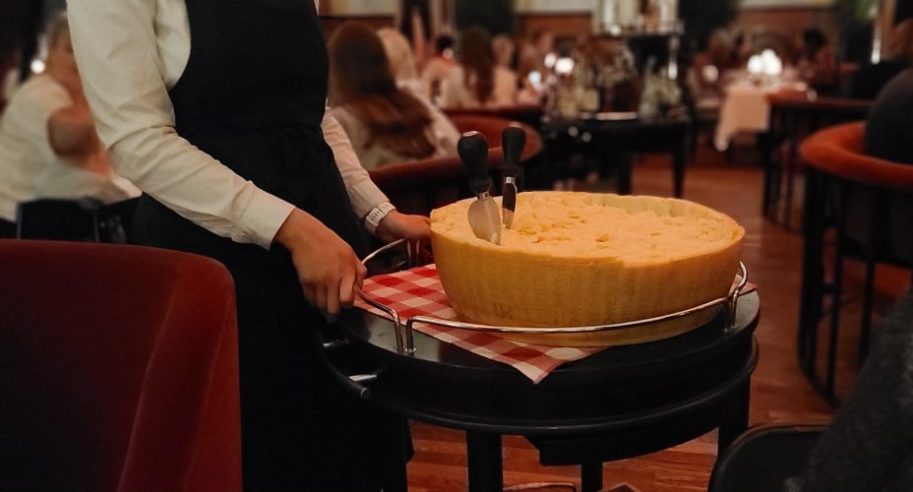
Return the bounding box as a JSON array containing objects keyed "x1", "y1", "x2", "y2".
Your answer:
[
  {"x1": 898, "y1": 1, "x2": 913, "y2": 24},
  {"x1": 454, "y1": 0, "x2": 514, "y2": 36}
]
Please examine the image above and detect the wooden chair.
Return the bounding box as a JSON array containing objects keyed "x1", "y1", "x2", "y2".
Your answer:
[
  {"x1": 0, "y1": 240, "x2": 241, "y2": 491},
  {"x1": 798, "y1": 122, "x2": 913, "y2": 403},
  {"x1": 762, "y1": 91, "x2": 872, "y2": 228}
]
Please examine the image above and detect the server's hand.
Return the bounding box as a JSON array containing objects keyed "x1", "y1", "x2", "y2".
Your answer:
[
  {"x1": 275, "y1": 209, "x2": 366, "y2": 317},
  {"x1": 375, "y1": 211, "x2": 431, "y2": 243}
]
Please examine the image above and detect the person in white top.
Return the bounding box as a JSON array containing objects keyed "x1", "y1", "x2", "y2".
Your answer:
[
  {"x1": 329, "y1": 23, "x2": 458, "y2": 170},
  {"x1": 0, "y1": 15, "x2": 138, "y2": 228},
  {"x1": 68, "y1": 0, "x2": 426, "y2": 489},
  {"x1": 440, "y1": 26, "x2": 518, "y2": 109}
]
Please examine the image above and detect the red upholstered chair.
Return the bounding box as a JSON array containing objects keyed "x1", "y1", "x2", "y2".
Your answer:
[
  {"x1": 449, "y1": 114, "x2": 544, "y2": 161},
  {"x1": 369, "y1": 154, "x2": 466, "y2": 217},
  {"x1": 369, "y1": 116, "x2": 545, "y2": 217},
  {"x1": 450, "y1": 114, "x2": 547, "y2": 188},
  {"x1": 798, "y1": 122, "x2": 913, "y2": 403},
  {"x1": 0, "y1": 240, "x2": 241, "y2": 491}
]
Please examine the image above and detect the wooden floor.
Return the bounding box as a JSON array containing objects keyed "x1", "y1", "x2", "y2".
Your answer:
[{"x1": 404, "y1": 150, "x2": 841, "y2": 492}]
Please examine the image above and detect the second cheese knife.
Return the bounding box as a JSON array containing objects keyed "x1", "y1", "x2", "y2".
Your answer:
[{"x1": 501, "y1": 125, "x2": 526, "y2": 229}]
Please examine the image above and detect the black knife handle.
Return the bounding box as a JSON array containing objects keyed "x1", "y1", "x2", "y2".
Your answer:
[
  {"x1": 458, "y1": 131, "x2": 492, "y2": 195},
  {"x1": 501, "y1": 125, "x2": 526, "y2": 177}
]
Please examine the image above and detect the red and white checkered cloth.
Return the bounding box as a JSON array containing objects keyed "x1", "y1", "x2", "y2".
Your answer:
[{"x1": 355, "y1": 264, "x2": 605, "y2": 383}]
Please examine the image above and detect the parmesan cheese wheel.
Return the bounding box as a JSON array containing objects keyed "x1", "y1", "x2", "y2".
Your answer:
[{"x1": 430, "y1": 192, "x2": 745, "y2": 346}]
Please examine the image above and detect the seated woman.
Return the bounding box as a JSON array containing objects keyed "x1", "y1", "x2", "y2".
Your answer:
[
  {"x1": 440, "y1": 27, "x2": 518, "y2": 109},
  {"x1": 328, "y1": 23, "x2": 459, "y2": 171},
  {"x1": 0, "y1": 14, "x2": 137, "y2": 234}
]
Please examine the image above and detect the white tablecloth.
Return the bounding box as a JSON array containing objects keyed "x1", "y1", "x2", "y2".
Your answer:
[{"x1": 714, "y1": 79, "x2": 808, "y2": 151}]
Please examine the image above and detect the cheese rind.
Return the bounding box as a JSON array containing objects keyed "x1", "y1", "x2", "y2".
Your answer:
[{"x1": 430, "y1": 192, "x2": 745, "y2": 346}]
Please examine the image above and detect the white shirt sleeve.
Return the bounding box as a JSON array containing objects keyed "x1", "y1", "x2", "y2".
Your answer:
[
  {"x1": 321, "y1": 107, "x2": 391, "y2": 219},
  {"x1": 67, "y1": 0, "x2": 294, "y2": 249}
]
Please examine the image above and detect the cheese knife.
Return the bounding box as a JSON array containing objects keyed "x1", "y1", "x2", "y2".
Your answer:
[
  {"x1": 501, "y1": 125, "x2": 526, "y2": 228},
  {"x1": 458, "y1": 131, "x2": 501, "y2": 245}
]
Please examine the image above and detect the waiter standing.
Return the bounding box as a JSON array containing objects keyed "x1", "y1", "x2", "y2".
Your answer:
[{"x1": 68, "y1": 0, "x2": 428, "y2": 489}]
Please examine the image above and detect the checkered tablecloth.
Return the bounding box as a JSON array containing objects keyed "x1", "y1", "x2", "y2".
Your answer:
[{"x1": 355, "y1": 264, "x2": 605, "y2": 383}]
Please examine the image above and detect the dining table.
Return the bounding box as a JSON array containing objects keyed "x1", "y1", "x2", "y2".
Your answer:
[{"x1": 714, "y1": 75, "x2": 809, "y2": 153}]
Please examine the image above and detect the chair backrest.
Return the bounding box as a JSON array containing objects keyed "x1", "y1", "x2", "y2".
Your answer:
[
  {"x1": 709, "y1": 424, "x2": 826, "y2": 492},
  {"x1": 16, "y1": 198, "x2": 139, "y2": 243},
  {"x1": 16, "y1": 198, "x2": 101, "y2": 241},
  {"x1": 370, "y1": 115, "x2": 546, "y2": 216},
  {"x1": 767, "y1": 91, "x2": 872, "y2": 140},
  {"x1": 799, "y1": 122, "x2": 913, "y2": 191},
  {"x1": 448, "y1": 114, "x2": 544, "y2": 165},
  {"x1": 443, "y1": 104, "x2": 544, "y2": 129},
  {"x1": 800, "y1": 122, "x2": 913, "y2": 265},
  {"x1": 369, "y1": 154, "x2": 467, "y2": 216},
  {"x1": 0, "y1": 240, "x2": 241, "y2": 491}
]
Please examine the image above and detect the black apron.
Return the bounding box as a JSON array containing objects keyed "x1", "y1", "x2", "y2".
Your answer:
[{"x1": 130, "y1": 1, "x2": 409, "y2": 489}]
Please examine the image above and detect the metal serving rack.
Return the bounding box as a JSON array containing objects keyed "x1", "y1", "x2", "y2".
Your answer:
[{"x1": 358, "y1": 239, "x2": 750, "y2": 355}]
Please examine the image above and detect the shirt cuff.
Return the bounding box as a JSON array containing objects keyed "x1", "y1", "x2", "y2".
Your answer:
[
  {"x1": 348, "y1": 180, "x2": 390, "y2": 219},
  {"x1": 232, "y1": 189, "x2": 295, "y2": 249}
]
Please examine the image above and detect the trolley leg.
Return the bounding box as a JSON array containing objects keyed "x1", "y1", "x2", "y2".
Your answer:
[
  {"x1": 581, "y1": 462, "x2": 603, "y2": 492},
  {"x1": 718, "y1": 381, "x2": 751, "y2": 454},
  {"x1": 466, "y1": 431, "x2": 502, "y2": 492}
]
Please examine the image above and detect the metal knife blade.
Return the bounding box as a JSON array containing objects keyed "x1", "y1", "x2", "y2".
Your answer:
[
  {"x1": 501, "y1": 125, "x2": 526, "y2": 228},
  {"x1": 468, "y1": 194, "x2": 502, "y2": 244},
  {"x1": 458, "y1": 131, "x2": 501, "y2": 244},
  {"x1": 502, "y1": 179, "x2": 517, "y2": 228}
]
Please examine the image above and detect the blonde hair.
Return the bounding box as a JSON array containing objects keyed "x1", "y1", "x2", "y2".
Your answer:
[{"x1": 377, "y1": 27, "x2": 417, "y2": 81}]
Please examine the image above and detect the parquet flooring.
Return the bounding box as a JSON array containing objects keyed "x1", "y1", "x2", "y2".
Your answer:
[{"x1": 404, "y1": 150, "x2": 870, "y2": 491}]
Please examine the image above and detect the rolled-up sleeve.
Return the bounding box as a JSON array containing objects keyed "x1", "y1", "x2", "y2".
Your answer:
[
  {"x1": 68, "y1": 0, "x2": 294, "y2": 248},
  {"x1": 322, "y1": 108, "x2": 390, "y2": 219}
]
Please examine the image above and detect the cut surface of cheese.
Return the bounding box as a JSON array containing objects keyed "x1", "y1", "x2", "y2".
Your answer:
[{"x1": 429, "y1": 192, "x2": 745, "y2": 346}]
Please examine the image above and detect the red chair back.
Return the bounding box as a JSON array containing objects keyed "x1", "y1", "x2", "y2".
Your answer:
[
  {"x1": 449, "y1": 114, "x2": 544, "y2": 167},
  {"x1": 370, "y1": 115, "x2": 546, "y2": 216},
  {"x1": 0, "y1": 241, "x2": 241, "y2": 491},
  {"x1": 800, "y1": 122, "x2": 913, "y2": 191},
  {"x1": 443, "y1": 104, "x2": 544, "y2": 129},
  {"x1": 369, "y1": 154, "x2": 466, "y2": 216}
]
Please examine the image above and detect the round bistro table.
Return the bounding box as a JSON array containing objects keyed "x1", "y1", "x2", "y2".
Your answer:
[{"x1": 326, "y1": 291, "x2": 760, "y2": 492}]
